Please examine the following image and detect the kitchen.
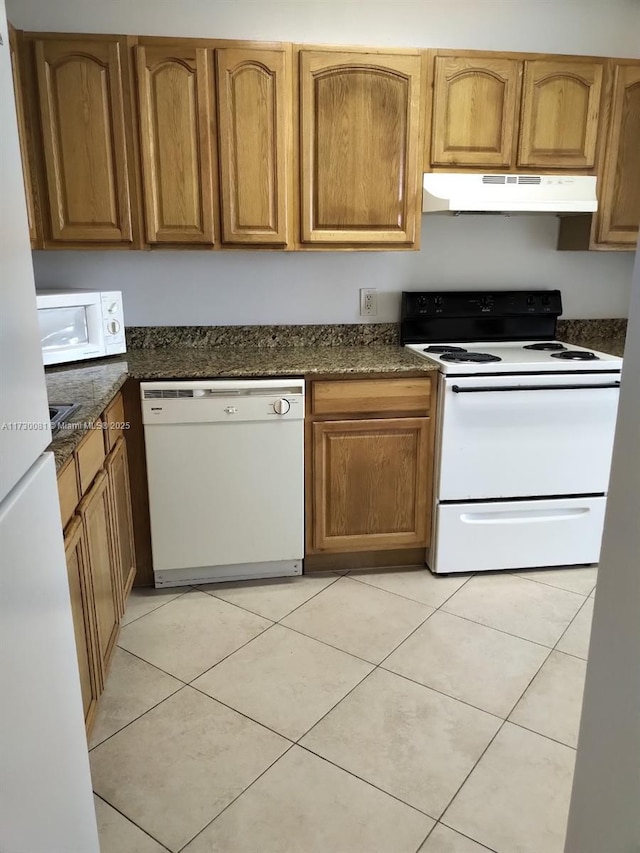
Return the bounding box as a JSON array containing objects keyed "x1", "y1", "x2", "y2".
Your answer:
[{"x1": 1, "y1": 3, "x2": 637, "y2": 851}]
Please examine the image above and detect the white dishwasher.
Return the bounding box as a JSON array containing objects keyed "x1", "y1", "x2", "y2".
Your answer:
[{"x1": 141, "y1": 379, "x2": 304, "y2": 587}]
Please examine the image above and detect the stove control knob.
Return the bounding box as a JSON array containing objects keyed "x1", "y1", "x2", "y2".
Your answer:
[
  {"x1": 433, "y1": 296, "x2": 443, "y2": 307},
  {"x1": 417, "y1": 296, "x2": 428, "y2": 307},
  {"x1": 527, "y1": 295, "x2": 536, "y2": 306},
  {"x1": 479, "y1": 296, "x2": 493, "y2": 310},
  {"x1": 273, "y1": 398, "x2": 291, "y2": 415},
  {"x1": 541, "y1": 294, "x2": 551, "y2": 306}
]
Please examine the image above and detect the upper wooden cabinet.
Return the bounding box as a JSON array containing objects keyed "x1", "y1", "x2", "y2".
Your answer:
[
  {"x1": 9, "y1": 26, "x2": 39, "y2": 246},
  {"x1": 136, "y1": 43, "x2": 216, "y2": 244},
  {"x1": 216, "y1": 47, "x2": 291, "y2": 245},
  {"x1": 299, "y1": 49, "x2": 422, "y2": 246},
  {"x1": 431, "y1": 55, "x2": 520, "y2": 168},
  {"x1": 427, "y1": 51, "x2": 605, "y2": 172},
  {"x1": 33, "y1": 36, "x2": 135, "y2": 243},
  {"x1": 597, "y1": 62, "x2": 640, "y2": 245},
  {"x1": 518, "y1": 60, "x2": 603, "y2": 168}
]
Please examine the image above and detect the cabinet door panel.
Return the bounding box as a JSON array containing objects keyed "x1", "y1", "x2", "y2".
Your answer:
[
  {"x1": 64, "y1": 516, "x2": 101, "y2": 729},
  {"x1": 106, "y1": 438, "x2": 136, "y2": 609},
  {"x1": 313, "y1": 418, "x2": 430, "y2": 551},
  {"x1": 136, "y1": 45, "x2": 215, "y2": 244},
  {"x1": 78, "y1": 470, "x2": 121, "y2": 676},
  {"x1": 217, "y1": 48, "x2": 290, "y2": 244},
  {"x1": 431, "y1": 56, "x2": 520, "y2": 167},
  {"x1": 9, "y1": 27, "x2": 39, "y2": 244},
  {"x1": 598, "y1": 64, "x2": 640, "y2": 245},
  {"x1": 300, "y1": 51, "x2": 421, "y2": 244},
  {"x1": 518, "y1": 60, "x2": 603, "y2": 168},
  {"x1": 34, "y1": 38, "x2": 132, "y2": 242}
]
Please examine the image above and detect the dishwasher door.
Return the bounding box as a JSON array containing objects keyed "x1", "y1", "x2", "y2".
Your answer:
[{"x1": 141, "y1": 380, "x2": 304, "y2": 587}]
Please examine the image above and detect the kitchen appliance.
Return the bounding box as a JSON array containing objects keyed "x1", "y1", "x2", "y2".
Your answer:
[
  {"x1": 141, "y1": 379, "x2": 305, "y2": 587},
  {"x1": 422, "y1": 173, "x2": 598, "y2": 214},
  {"x1": 36, "y1": 288, "x2": 126, "y2": 365},
  {"x1": 402, "y1": 290, "x2": 622, "y2": 574},
  {"x1": 0, "y1": 7, "x2": 99, "y2": 851}
]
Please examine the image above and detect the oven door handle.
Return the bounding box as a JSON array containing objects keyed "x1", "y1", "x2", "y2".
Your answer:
[{"x1": 451, "y1": 381, "x2": 621, "y2": 393}]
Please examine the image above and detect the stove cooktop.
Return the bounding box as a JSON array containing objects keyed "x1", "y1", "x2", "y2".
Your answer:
[{"x1": 406, "y1": 341, "x2": 623, "y2": 375}]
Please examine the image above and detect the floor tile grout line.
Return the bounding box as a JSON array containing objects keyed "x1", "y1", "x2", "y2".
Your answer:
[
  {"x1": 188, "y1": 681, "x2": 297, "y2": 745},
  {"x1": 552, "y1": 592, "x2": 594, "y2": 654},
  {"x1": 437, "y1": 717, "x2": 509, "y2": 827},
  {"x1": 507, "y1": 719, "x2": 578, "y2": 752},
  {"x1": 184, "y1": 620, "x2": 276, "y2": 683},
  {"x1": 89, "y1": 681, "x2": 186, "y2": 753},
  {"x1": 297, "y1": 743, "x2": 441, "y2": 822},
  {"x1": 376, "y1": 664, "x2": 509, "y2": 723},
  {"x1": 507, "y1": 567, "x2": 597, "y2": 596},
  {"x1": 180, "y1": 585, "x2": 279, "y2": 625},
  {"x1": 434, "y1": 819, "x2": 500, "y2": 853},
  {"x1": 111, "y1": 646, "x2": 191, "y2": 686},
  {"x1": 197, "y1": 572, "x2": 343, "y2": 623},
  {"x1": 272, "y1": 621, "x2": 388, "y2": 666},
  {"x1": 121, "y1": 587, "x2": 195, "y2": 628},
  {"x1": 174, "y1": 742, "x2": 297, "y2": 853},
  {"x1": 342, "y1": 569, "x2": 475, "y2": 609},
  {"x1": 437, "y1": 603, "x2": 578, "y2": 650},
  {"x1": 93, "y1": 791, "x2": 173, "y2": 852}
]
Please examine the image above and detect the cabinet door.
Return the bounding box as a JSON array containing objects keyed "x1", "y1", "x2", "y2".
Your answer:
[
  {"x1": 518, "y1": 60, "x2": 603, "y2": 168},
  {"x1": 431, "y1": 55, "x2": 520, "y2": 168},
  {"x1": 64, "y1": 516, "x2": 101, "y2": 730},
  {"x1": 106, "y1": 437, "x2": 136, "y2": 610},
  {"x1": 300, "y1": 50, "x2": 422, "y2": 245},
  {"x1": 136, "y1": 44, "x2": 215, "y2": 244},
  {"x1": 34, "y1": 37, "x2": 133, "y2": 242},
  {"x1": 597, "y1": 63, "x2": 640, "y2": 245},
  {"x1": 217, "y1": 47, "x2": 290, "y2": 245},
  {"x1": 312, "y1": 418, "x2": 430, "y2": 551},
  {"x1": 9, "y1": 27, "x2": 39, "y2": 245},
  {"x1": 78, "y1": 470, "x2": 121, "y2": 677}
]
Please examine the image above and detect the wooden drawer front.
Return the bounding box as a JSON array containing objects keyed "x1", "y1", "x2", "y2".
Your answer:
[
  {"x1": 77, "y1": 426, "x2": 106, "y2": 495},
  {"x1": 104, "y1": 393, "x2": 125, "y2": 452},
  {"x1": 311, "y1": 378, "x2": 431, "y2": 416},
  {"x1": 58, "y1": 457, "x2": 79, "y2": 529}
]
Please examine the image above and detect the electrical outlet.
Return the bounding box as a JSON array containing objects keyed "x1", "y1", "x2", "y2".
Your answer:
[{"x1": 360, "y1": 288, "x2": 378, "y2": 317}]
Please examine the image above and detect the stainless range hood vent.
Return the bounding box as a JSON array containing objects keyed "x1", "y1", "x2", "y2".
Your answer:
[{"x1": 423, "y1": 173, "x2": 597, "y2": 214}]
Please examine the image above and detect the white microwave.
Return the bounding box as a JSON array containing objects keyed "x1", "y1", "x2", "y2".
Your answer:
[{"x1": 35, "y1": 290, "x2": 126, "y2": 366}]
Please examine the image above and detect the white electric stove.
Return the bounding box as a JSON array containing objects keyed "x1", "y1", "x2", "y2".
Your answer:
[{"x1": 401, "y1": 290, "x2": 623, "y2": 574}]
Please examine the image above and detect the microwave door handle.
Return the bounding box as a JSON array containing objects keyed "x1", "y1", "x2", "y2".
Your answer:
[{"x1": 451, "y1": 382, "x2": 621, "y2": 393}]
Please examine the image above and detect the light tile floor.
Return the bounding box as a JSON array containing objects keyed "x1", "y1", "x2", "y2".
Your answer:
[{"x1": 90, "y1": 565, "x2": 597, "y2": 853}]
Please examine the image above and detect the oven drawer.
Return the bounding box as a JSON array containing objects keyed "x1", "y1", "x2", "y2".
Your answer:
[
  {"x1": 438, "y1": 374, "x2": 620, "y2": 500},
  {"x1": 432, "y1": 496, "x2": 606, "y2": 574}
]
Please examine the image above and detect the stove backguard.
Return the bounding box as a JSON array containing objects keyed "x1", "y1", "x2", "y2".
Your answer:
[{"x1": 401, "y1": 290, "x2": 562, "y2": 345}]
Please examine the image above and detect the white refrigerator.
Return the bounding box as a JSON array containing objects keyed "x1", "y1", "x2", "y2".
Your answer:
[{"x1": 0, "y1": 5, "x2": 100, "y2": 851}]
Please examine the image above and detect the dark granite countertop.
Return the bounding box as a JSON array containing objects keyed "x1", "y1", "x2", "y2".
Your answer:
[
  {"x1": 45, "y1": 361, "x2": 129, "y2": 470},
  {"x1": 45, "y1": 344, "x2": 437, "y2": 470}
]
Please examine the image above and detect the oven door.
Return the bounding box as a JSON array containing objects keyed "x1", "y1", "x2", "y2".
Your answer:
[{"x1": 438, "y1": 373, "x2": 620, "y2": 500}]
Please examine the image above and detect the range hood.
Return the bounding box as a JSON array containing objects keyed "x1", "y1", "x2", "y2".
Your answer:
[{"x1": 422, "y1": 173, "x2": 598, "y2": 214}]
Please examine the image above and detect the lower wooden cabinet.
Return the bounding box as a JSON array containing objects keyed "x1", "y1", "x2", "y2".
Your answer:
[
  {"x1": 58, "y1": 391, "x2": 136, "y2": 735},
  {"x1": 306, "y1": 375, "x2": 435, "y2": 564},
  {"x1": 106, "y1": 437, "x2": 136, "y2": 610},
  {"x1": 78, "y1": 469, "x2": 121, "y2": 676},
  {"x1": 64, "y1": 516, "x2": 101, "y2": 729},
  {"x1": 312, "y1": 417, "x2": 431, "y2": 551}
]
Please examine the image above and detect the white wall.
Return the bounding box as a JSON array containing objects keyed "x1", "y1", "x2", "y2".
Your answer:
[
  {"x1": 33, "y1": 217, "x2": 634, "y2": 325},
  {"x1": 12, "y1": 0, "x2": 640, "y2": 326}
]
